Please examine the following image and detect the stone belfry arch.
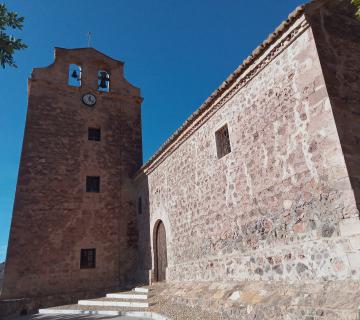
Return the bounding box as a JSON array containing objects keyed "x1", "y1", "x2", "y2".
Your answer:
[{"x1": 1, "y1": 48, "x2": 143, "y2": 301}]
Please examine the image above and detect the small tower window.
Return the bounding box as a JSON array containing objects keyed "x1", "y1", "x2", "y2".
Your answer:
[
  {"x1": 68, "y1": 64, "x2": 81, "y2": 87},
  {"x1": 86, "y1": 176, "x2": 100, "y2": 193},
  {"x1": 98, "y1": 70, "x2": 110, "y2": 92},
  {"x1": 88, "y1": 128, "x2": 101, "y2": 141},
  {"x1": 80, "y1": 248, "x2": 96, "y2": 269},
  {"x1": 215, "y1": 124, "x2": 231, "y2": 159},
  {"x1": 138, "y1": 197, "x2": 142, "y2": 215}
]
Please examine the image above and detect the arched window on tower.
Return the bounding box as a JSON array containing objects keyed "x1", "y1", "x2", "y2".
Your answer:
[
  {"x1": 68, "y1": 64, "x2": 81, "y2": 87},
  {"x1": 98, "y1": 70, "x2": 110, "y2": 92}
]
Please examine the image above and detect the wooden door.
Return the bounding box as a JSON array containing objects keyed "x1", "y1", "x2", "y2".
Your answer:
[{"x1": 155, "y1": 221, "x2": 167, "y2": 282}]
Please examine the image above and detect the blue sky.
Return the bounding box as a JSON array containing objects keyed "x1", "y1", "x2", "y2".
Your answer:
[{"x1": 0, "y1": 0, "x2": 305, "y2": 262}]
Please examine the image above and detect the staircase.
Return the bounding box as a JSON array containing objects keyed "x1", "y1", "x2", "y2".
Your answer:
[{"x1": 38, "y1": 286, "x2": 168, "y2": 319}]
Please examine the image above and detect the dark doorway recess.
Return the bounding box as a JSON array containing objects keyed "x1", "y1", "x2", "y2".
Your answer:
[{"x1": 155, "y1": 220, "x2": 167, "y2": 282}]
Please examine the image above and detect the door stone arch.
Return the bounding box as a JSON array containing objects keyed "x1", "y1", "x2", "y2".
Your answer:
[{"x1": 153, "y1": 220, "x2": 167, "y2": 282}]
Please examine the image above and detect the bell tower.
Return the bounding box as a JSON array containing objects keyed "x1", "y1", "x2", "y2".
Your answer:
[{"x1": 1, "y1": 48, "x2": 143, "y2": 300}]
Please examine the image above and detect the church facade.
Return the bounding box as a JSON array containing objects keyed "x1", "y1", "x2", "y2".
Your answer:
[{"x1": 2, "y1": 0, "x2": 360, "y2": 311}]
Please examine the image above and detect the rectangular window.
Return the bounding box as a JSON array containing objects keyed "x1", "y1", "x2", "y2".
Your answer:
[
  {"x1": 138, "y1": 197, "x2": 142, "y2": 215},
  {"x1": 86, "y1": 176, "x2": 100, "y2": 193},
  {"x1": 215, "y1": 124, "x2": 231, "y2": 159},
  {"x1": 88, "y1": 128, "x2": 101, "y2": 141},
  {"x1": 80, "y1": 248, "x2": 96, "y2": 269}
]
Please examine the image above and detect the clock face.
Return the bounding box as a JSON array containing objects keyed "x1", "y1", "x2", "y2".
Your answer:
[{"x1": 82, "y1": 93, "x2": 97, "y2": 106}]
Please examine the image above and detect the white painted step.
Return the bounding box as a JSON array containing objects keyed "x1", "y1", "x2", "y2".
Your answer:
[
  {"x1": 78, "y1": 299, "x2": 149, "y2": 308},
  {"x1": 38, "y1": 309, "x2": 169, "y2": 319},
  {"x1": 106, "y1": 293, "x2": 148, "y2": 300},
  {"x1": 134, "y1": 287, "x2": 149, "y2": 293}
]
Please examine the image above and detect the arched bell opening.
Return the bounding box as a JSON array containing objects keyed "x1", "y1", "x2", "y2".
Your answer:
[
  {"x1": 68, "y1": 64, "x2": 81, "y2": 87},
  {"x1": 97, "y1": 70, "x2": 110, "y2": 92}
]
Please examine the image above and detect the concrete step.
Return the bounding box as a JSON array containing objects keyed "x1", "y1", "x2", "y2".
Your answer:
[
  {"x1": 38, "y1": 308, "x2": 168, "y2": 319},
  {"x1": 134, "y1": 287, "x2": 149, "y2": 293},
  {"x1": 106, "y1": 293, "x2": 148, "y2": 300},
  {"x1": 78, "y1": 299, "x2": 149, "y2": 308},
  {"x1": 39, "y1": 303, "x2": 147, "y2": 312}
]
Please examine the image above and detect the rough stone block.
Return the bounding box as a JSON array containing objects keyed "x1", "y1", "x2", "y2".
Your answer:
[
  {"x1": 339, "y1": 218, "x2": 360, "y2": 237},
  {"x1": 347, "y1": 252, "x2": 360, "y2": 270},
  {"x1": 349, "y1": 236, "x2": 360, "y2": 251}
]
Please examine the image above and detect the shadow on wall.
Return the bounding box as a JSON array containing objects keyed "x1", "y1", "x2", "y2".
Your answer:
[
  {"x1": 307, "y1": 1, "x2": 360, "y2": 213},
  {"x1": 134, "y1": 173, "x2": 152, "y2": 285}
]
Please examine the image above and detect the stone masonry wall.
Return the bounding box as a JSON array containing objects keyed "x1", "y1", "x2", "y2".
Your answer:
[
  {"x1": 136, "y1": 1, "x2": 360, "y2": 284},
  {"x1": 2, "y1": 48, "x2": 142, "y2": 299}
]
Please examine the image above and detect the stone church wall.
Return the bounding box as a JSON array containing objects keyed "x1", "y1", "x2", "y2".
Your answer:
[{"x1": 136, "y1": 0, "x2": 360, "y2": 284}]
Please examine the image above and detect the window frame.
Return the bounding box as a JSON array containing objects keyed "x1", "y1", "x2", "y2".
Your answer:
[
  {"x1": 80, "y1": 248, "x2": 96, "y2": 269},
  {"x1": 88, "y1": 127, "x2": 101, "y2": 142},
  {"x1": 215, "y1": 124, "x2": 232, "y2": 159},
  {"x1": 86, "y1": 176, "x2": 100, "y2": 193}
]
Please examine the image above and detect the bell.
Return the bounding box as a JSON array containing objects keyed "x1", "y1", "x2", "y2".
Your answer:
[
  {"x1": 98, "y1": 71, "x2": 109, "y2": 89},
  {"x1": 71, "y1": 69, "x2": 78, "y2": 79},
  {"x1": 99, "y1": 78, "x2": 107, "y2": 89}
]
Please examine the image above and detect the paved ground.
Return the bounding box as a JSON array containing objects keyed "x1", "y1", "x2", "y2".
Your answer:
[{"x1": 7, "y1": 315, "x2": 146, "y2": 320}]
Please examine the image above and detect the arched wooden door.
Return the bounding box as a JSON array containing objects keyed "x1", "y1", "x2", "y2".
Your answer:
[{"x1": 155, "y1": 221, "x2": 167, "y2": 282}]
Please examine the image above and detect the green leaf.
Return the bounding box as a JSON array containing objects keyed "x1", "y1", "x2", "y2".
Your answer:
[
  {"x1": 0, "y1": 3, "x2": 27, "y2": 68},
  {"x1": 352, "y1": 0, "x2": 360, "y2": 19}
]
